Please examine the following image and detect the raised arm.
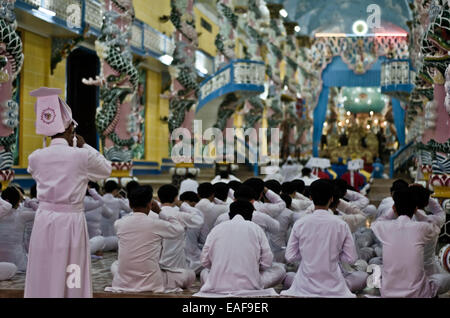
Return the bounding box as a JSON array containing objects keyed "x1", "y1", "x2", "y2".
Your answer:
[
  {"x1": 344, "y1": 190, "x2": 369, "y2": 210},
  {"x1": 255, "y1": 190, "x2": 286, "y2": 218},
  {"x1": 179, "y1": 202, "x2": 204, "y2": 229},
  {"x1": 84, "y1": 144, "x2": 112, "y2": 181}
]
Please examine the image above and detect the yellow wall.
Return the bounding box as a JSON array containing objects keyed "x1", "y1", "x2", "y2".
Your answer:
[
  {"x1": 144, "y1": 69, "x2": 169, "y2": 164},
  {"x1": 18, "y1": 30, "x2": 66, "y2": 168},
  {"x1": 133, "y1": 0, "x2": 174, "y2": 37},
  {"x1": 194, "y1": 7, "x2": 219, "y2": 57}
]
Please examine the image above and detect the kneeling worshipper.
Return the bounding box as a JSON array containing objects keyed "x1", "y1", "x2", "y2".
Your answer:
[
  {"x1": 0, "y1": 187, "x2": 35, "y2": 273},
  {"x1": 106, "y1": 186, "x2": 196, "y2": 293},
  {"x1": 0, "y1": 195, "x2": 17, "y2": 281},
  {"x1": 372, "y1": 188, "x2": 450, "y2": 297},
  {"x1": 25, "y1": 87, "x2": 112, "y2": 298},
  {"x1": 194, "y1": 200, "x2": 286, "y2": 297},
  {"x1": 282, "y1": 180, "x2": 359, "y2": 298}
]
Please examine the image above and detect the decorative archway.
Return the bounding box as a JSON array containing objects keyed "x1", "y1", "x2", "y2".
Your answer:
[{"x1": 312, "y1": 56, "x2": 406, "y2": 156}]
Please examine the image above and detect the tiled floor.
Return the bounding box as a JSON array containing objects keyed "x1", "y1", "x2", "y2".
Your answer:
[{"x1": 0, "y1": 252, "x2": 448, "y2": 298}]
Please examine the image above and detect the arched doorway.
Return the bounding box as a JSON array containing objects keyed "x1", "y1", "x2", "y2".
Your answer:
[{"x1": 66, "y1": 47, "x2": 99, "y2": 148}]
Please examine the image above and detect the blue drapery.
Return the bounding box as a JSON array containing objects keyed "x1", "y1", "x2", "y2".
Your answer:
[
  {"x1": 392, "y1": 98, "x2": 406, "y2": 146},
  {"x1": 312, "y1": 56, "x2": 404, "y2": 156}
]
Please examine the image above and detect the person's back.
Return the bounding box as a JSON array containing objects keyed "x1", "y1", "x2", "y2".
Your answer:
[
  {"x1": 113, "y1": 212, "x2": 170, "y2": 292},
  {"x1": 282, "y1": 180, "x2": 357, "y2": 298},
  {"x1": 110, "y1": 186, "x2": 193, "y2": 293},
  {"x1": 198, "y1": 202, "x2": 274, "y2": 295},
  {"x1": 29, "y1": 140, "x2": 90, "y2": 206},
  {"x1": 101, "y1": 181, "x2": 131, "y2": 237},
  {"x1": 373, "y1": 216, "x2": 438, "y2": 297},
  {"x1": 179, "y1": 174, "x2": 199, "y2": 195},
  {"x1": 371, "y1": 187, "x2": 444, "y2": 298}
]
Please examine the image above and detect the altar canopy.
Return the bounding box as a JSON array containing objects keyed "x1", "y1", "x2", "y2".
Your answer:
[{"x1": 313, "y1": 56, "x2": 406, "y2": 156}]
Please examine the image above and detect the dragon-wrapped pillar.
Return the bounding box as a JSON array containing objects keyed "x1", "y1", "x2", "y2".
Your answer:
[
  {"x1": 0, "y1": 0, "x2": 23, "y2": 190},
  {"x1": 83, "y1": 0, "x2": 138, "y2": 180}
]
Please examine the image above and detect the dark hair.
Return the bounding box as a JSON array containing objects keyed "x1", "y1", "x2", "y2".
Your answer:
[
  {"x1": 30, "y1": 183, "x2": 37, "y2": 199},
  {"x1": 330, "y1": 183, "x2": 343, "y2": 210},
  {"x1": 128, "y1": 185, "x2": 153, "y2": 209},
  {"x1": 303, "y1": 187, "x2": 311, "y2": 198},
  {"x1": 88, "y1": 181, "x2": 100, "y2": 192},
  {"x1": 409, "y1": 184, "x2": 432, "y2": 209},
  {"x1": 333, "y1": 179, "x2": 348, "y2": 198},
  {"x1": 393, "y1": 188, "x2": 416, "y2": 217},
  {"x1": 198, "y1": 182, "x2": 214, "y2": 199},
  {"x1": 126, "y1": 180, "x2": 140, "y2": 195},
  {"x1": 229, "y1": 200, "x2": 254, "y2": 221},
  {"x1": 334, "y1": 179, "x2": 348, "y2": 198},
  {"x1": 219, "y1": 171, "x2": 229, "y2": 179},
  {"x1": 1, "y1": 186, "x2": 20, "y2": 208},
  {"x1": 302, "y1": 167, "x2": 312, "y2": 177},
  {"x1": 291, "y1": 179, "x2": 305, "y2": 194},
  {"x1": 158, "y1": 184, "x2": 178, "y2": 204},
  {"x1": 390, "y1": 179, "x2": 409, "y2": 194},
  {"x1": 310, "y1": 179, "x2": 334, "y2": 206},
  {"x1": 214, "y1": 182, "x2": 229, "y2": 201},
  {"x1": 179, "y1": 191, "x2": 200, "y2": 203},
  {"x1": 281, "y1": 182, "x2": 296, "y2": 196},
  {"x1": 265, "y1": 180, "x2": 282, "y2": 195},
  {"x1": 228, "y1": 180, "x2": 242, "y2": 192},
  {"x1": 280, "y1": 193, "x2": 292, "y2": 209},
  {"x1": 243, "y1": 178, "x2": 264, "y2": 200},
  {"x1": 158, "y1": 184, "x2": 179, "y2": 204},
  {"x1": 234, "y1": 185, "x2": 257, "y2": 202},
  {"x1": 186, "y1": 173, "x2": 196, "y2": 179},
  {"x1": 104, "y1": 180, "x2": 119, "y2": 193}
]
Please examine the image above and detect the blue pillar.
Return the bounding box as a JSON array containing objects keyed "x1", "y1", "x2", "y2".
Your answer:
[
  {"x1": 392, "y1": 98, "x2": 406, "y2": 147},
  {"x1": 313, "y1": 86, "x2": 330, "y2": 157}
]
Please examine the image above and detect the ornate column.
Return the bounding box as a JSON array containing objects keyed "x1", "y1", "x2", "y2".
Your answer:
[
  {"x1": 0, "y1": 0, "x2": 23, "y2": 189},
  {"x1": 82, "y1": 0, "x2": 138, "y2": 178}
]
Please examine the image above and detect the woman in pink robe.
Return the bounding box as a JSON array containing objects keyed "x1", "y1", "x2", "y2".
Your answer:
[{"x1": 25, "y1": 87, "x2": 112, "y2": 298}]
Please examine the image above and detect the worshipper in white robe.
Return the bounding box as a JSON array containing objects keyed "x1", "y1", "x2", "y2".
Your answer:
[
  {"x1": 263, "y1": 164, "x2": 284, "y2": 184},
  {"x1": 378, "y1": 185, "x2": 448, "y2": 277},
  {"x1": 372, "y1": 187, "x2": 450, "y2": 298},
  {"x1": 107, "y1": 186, "x2": 195, "y2": 293},
  {"x1": 298, "y1": 167, "x2": 319, "y2": 186},
  {"x1": 269, "y1": 194, "x2": 296, "y2": 263},
  {"x1": 282, "y1": 180, "x2": 359, "y2": 298},
  {"x1": 214, "y1": 185, "x2": 280, "y2": 241},
  {"x1": 244, "y1": 178, "x2": 286, "y2": 219},
  {"x1": 195, "y1": 200, "x2": 286, "y2": 297},
  {"x1": 213, "y1": 182, "x2": 232, "y2": 206},
  {"x1": 179, "y1": 191, "x2": 203, "y2": 273},
  {"x1": 281, "y1": 159, "x2": 301, "y2": 182},
  {"x1": 179, "y1": 173, "x2": 199, "y2": 195},
  {"x1": 195, "y1": 183, "x2": 229, "y2": 246},
  {"x1": 25, "y1": 87, "x2": 112, "y2": 298},
  {"x1": 0, "y1": 187, "x2": 36, "y2": 273},
  {"x1": 157, "y1": 185, "x2": 203, "y2": 270},
  {"x1": 22, "y1": 183, "x2": 38, "y2": 252},
  {"x1": 290, "y1": 179, "x2": 314, "y2": 212},
  {"x1": 211, "y1": 171, "x2": 240, "y2": 184},
  {"x1": 335, "y1": 179, "x2": 377, "y2": 218},
  {"x1": 376, "y1": 179, "x2": 409, "y2": 219},
  {"x1": 83, "y1": 182, "x2": 114, "y2": 256},
  {"x1": 0, "y1": 191, "x2": 19, "y2": 280},
  {"x1": 101, "y1": 180, "x2": 132, "y2": 251}
]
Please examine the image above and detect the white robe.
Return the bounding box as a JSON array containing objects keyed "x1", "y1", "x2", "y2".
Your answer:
[
  {"x1": 25, "y1": 138, "x2": 111, "y2": 298},
  {"x1": 282, "y1": 210, "x2": 358, "y2": 298},
  {"x1": 107, "y1": 212, "x2": 195, "y2": 293},
  {"x1": 159, "y1": 204, "x2": 203, "y2": 270},
  {"x1": 195, "y1": 198, "x2": 229, "y2": 245},
  {"x1": 179, "y1": 178, "x2": 199, "y2": 195},
  {"x1": 194, "y1": 215, "x2": 283, "y2": 297}
]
